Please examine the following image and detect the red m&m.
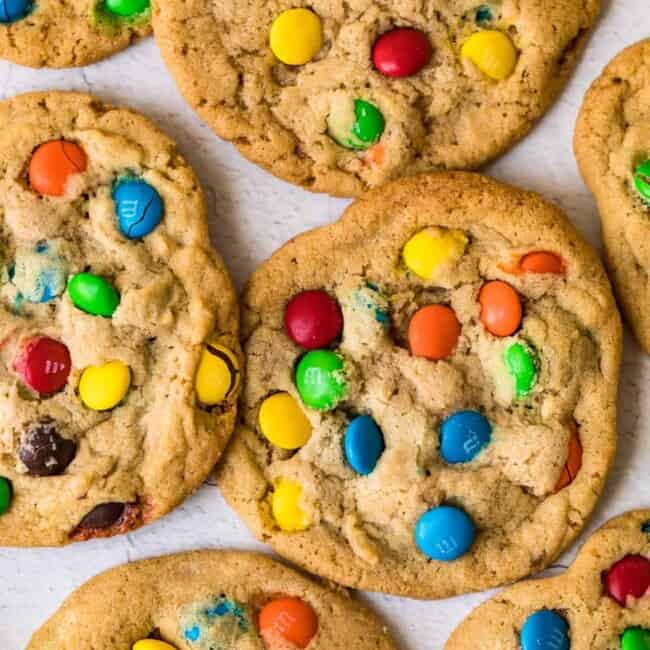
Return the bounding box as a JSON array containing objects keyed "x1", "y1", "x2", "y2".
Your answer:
[
  {"x1": 29, "y1": 140, "x2": 87, "y2": 197},
  {"x1": 604, "y1": 555, "x2": 650, "y2": 606},
  {"x1": 285, "y1": 290, "x2": 343, "y2": 349},
  {"x1": 14, "y1": 336, "x2": 71, "y2": 395},
  {"x1": 372, "y1": 28, "x2": 432, "y2": 78}
]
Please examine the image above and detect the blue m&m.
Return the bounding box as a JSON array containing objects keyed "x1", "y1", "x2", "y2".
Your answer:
[
  {"x1": 415, "y1": 505, "x2": 475, "y2": 561},
  {"x1": 344, "y1": 415, "x2": 385, "y2": 475},
  {"x1": 0, "y1": 0, "x2": 31, "y2": 22},
  {"x1": 440, "y1": 410, "x2": 491, "y2": 464},
  {"x1": 112, "y1": 178, "x2": 164, "y2": 239},
  {"x1": 520, "y1": 610, "x2": 570, "y2": 650}
]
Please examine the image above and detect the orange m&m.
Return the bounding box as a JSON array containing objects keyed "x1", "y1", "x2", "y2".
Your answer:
[
  {"x1": 29, "y1": 140, "x2": 87, "y2": 196},
  {"x1": 479, "y1": 280, "x2": 522, "y2": 337},
  {"x1": 555, "y1": 424, "x2": 582, "y2": 492},
  {"x1": 408, "y1": 304, "x2": 460, "y2": 361},
  {"x1": 259, "y1": 597, "x2": 318, "y2": 648},
  {"x1": 520, "y1": 251, "x2": 565, "y2": 275}
]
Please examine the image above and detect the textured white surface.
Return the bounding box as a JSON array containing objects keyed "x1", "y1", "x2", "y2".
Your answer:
[{"x1": 0, "y1": 2, "x2": 648, "y2": 648}]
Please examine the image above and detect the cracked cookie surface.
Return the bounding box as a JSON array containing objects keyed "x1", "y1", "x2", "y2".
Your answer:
[
  {"x1": 0, "y1": 91, "x2": 240, "y2": 546},
  {"x1": 446, "y1": 510, "x2": 650, "y2": 649},
  {"x1": 217, "y1": 172, "x2": 621, "y2": 598},
  {"x1": 27, "y1": 550, "x2": 397, "y2": 650},
  {"x1": 153, "y1": 0, "x2": 599, "y2": 197},
  {"x1": 575, "y1": 39, "x2": 650, "y2": 354}
]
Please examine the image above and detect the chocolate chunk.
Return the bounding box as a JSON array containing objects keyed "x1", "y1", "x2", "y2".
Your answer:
[
  {"x1": 19, "y1": 419, "x2": 76, "y2": 476},
  {"x1": 77, "y1": 502, "x2": 125, "y2": 530}
]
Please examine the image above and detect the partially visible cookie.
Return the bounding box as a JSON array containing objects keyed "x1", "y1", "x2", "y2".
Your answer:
[
  {"x1": 153, "y1": 0, "x2": 599, "y2": 197},
  {"x1": 217, "y1": 172, "x2": 621, "y2": 598},
  {"x1": 0, "y1": 91, "x2": 240, "y2": 546},
  {"x1": 575, "y1": 39, "x2": 650, "y2": 353},
  {"x1": 27, "y1": 550, "x2": 397, "y2": 649},
  {"x1": 0, "y1": 0, "x2": 151, "y2": 68},
  {"x1": 446, "y1": 510, "x2": 650, "y2": 649}
]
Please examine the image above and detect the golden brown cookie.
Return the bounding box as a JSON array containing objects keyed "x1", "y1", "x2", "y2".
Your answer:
[
  {"x1": 153, "y1": 0, "x2": 600, "y2": 197},
  {"x1": 0, "y1": 91, "x2": 240, "y2": 546},
  {"x1": 575, "y1": 38, "x2": 650, "y2": 354},
  {"x1": 446, "y1": 510, "x2": 650, "y2": 649},
  {"x1": 27, "y1": 550, "x2": 397, "y2": 649},
  {"x1": 217, "y1": 172, "x2": 621, "y2": 598}
]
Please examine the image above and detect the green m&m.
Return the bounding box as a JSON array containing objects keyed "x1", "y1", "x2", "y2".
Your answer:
[
  {"x1": 104, "y1": 0, "x2": 149, "y2": 17},
  {"x1": 622, "y1": 628, "x2": 650, "y2": 650},
  {"x1": 634, "y1": 159, "x2": 650, "y2": 202},
  {"x1": 0, "y1": 477, "x2": 12, "y2": 515},
  {"x1": 295, "y1": 350, "x2": 346, "y2": 410},
  {"x1": 504, "y1": 341, "x2": 538, "y2": 399},
  {"x1": 327, "y1": 98, "x2": 385, "y2": 150},
  {"x1": 68, "y1": 272, "x2": 120, "y2": 317}
]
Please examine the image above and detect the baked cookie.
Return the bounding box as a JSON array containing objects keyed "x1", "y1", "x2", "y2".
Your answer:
[
  {"x1": 27, "y1": 550, "x2": 397, "y2": 649},
  {"x1": 153, "y1": 0, "x2": 600, "y2": 197},
  {"x1": 0, "y1": 0, "x2": 151, "y2": 68},
  {"x1": 217, "y1": 172, "x2": 621, "y2": 599},
  {"x1": 0, "y1": 91, "x2": 240, "y2": 546},
  {"x1": 575, "y1": 39, "x2": 650, "y2": 354},
  {"x1": 446, "y1": 510, "x2": 650, "y2": 649}
]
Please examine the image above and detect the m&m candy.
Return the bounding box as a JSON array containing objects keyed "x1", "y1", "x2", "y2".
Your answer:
[
  {"x1": 259, "y1": 597, "x2": 318, "y2": 649},
  {"x1": 14, "y1": 336, "x2": 71, "y2": 395},
  {"x1": 105, "y1": 0, "x2": 149, "y2": 17},
  {"x1": 439, "y1": 410, "x2": 491, "y2": 464},
  {"x1": 195, "y1": 343, "x2": 240, "y2": 405},
  {"x1": 113, "y1": 178, "x2": 164, "y2": 239},
  {"x1": 402, "y1": 228, "x2": 468, "y2": 281},
  {"x1": 520, "y1": 610, "x2": 570, "y2": 650},
  {"x1": 11, "y1": 243, "x2": 67, "y2": 303},
  {"x1": 372, "y1": 28, "x2": 432, "y2": 78},
  {"x1": 461, "y1": 30, "x2": 517, "y2": 80},
  {"x1": 475, "y1": 5, "x2": 493, "y2": 24},
  {"x1": 344, "y1": 415, "x2": 385, "y2": 475},
  {"x1": 643, "y1": 521, "x2": 650, "y2": 535},
  {"x1": 79, "y1": 360, "x2": 131, "y2": 411},
  {"x1": 29, "y1": 140, "x2": 87, "y2": 197},
  {"x1": 67, "y1": 272, "x2": 120, "y2": 317},
  {"x1": 604, "y1": 555, "x2": 650, "y2": 606},
  {"x1": 295, "y1": 350, "x2": 346, "y2": 411},
  {"x1": 554, "y1": 425, "x2": 582, "y2": 492},
  {"x1": 634, "y1": 159, "x2": 650, "y2": 202},
  {"x1": 408, "y1": 304, "x2": 461, "y2": 360},
  {"x1": 415, "y1": 505, "x2": 475, "y2": 561},
  {"x1": 519, "y1": 251, "x2": 565, "y2": 274},
  {"x1": 479, "y1": 280, "x2": 522, "y2": 337},
  {"x1": 285, "y1": 290, "x2": 343, "y2": 349},
  {"x1": 19, "y1": 419, "x2": 76, "y2": 476},
  {"x1": 622, "y1": 628, "x2": 650, "y2": 650},
  {"x1": 132, "y1": 641, "x2": 176, "y2": 650},
  {"x1": 271, "y1": 478, "x2": 310, "y2": 532},
  {"x1": 0, "y1": 0, "x2": 31, "y2": 22},
  {"x1": 0, "y1": 477, "x2": 11, "y2": 515},
  {"x1": 270, "y1": 8, "x2": 323, "y2": 66},
  {"x1": 327, "y1": 98, "x2": 385, "y2": 150},
  {"x1": 504, "y1": 341, "x2": 537, "y2": 398},
  {"x1": 259, "y1": 392, "x2": 312, "y2": 450}
]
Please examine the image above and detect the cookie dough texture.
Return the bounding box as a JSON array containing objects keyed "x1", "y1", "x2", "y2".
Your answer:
[
  {"x1": 446, "y1": 510, "x2": 650, "y2": 649},
  {"x1": 0, "y1": 92, "x2": 240, "y2": 546},
  {"x1": 27, "y1": 550, "x2": 397, "y2": 649},
  {"x1": 0, "y1": 1, "x2": 151, "y2": 68},
  {"x1": 575, "y1": 39, "x2": 650, "y2": 353},
  {"x1": 153, "y1": 0, "x2": 600, "y2": 197},
  {"x1": 218, "y1": 172, "x2": 621, "y2": 598}
]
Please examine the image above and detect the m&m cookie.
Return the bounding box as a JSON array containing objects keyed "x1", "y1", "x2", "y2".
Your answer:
[
  {"x1": 27, "y1": 551, "x2": 397, "y2": 649},
  {"x1": 217, "y1": 172, "x2": 620, "y2": 598},
  {"x1": 576, "y1": 39, "x2": 650, "y2": 354},
  {"x1": 154, "y1": 0, "x2": 599, "y2": 196},
  {"x1": 446, "y1": 510, "x2": 650, "y2": 648},
  {"x1": 0, "y1": 92, "x2": 240, "y2": 546}
]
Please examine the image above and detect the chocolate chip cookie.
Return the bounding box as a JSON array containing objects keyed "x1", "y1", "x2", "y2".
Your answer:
[
  {"x1": 27, "y1": 550, "x2": 397, "y2": 649},
  {"x1": 446, "y1": 510, "x2": 650, "y2": 649},
  {"x1": 0, "y1": 91, "x2": 240, "y2": 546},
  {"x1": 575, "y1": 38, "x2": 650, "y2": 354},
  {"x1": 217, "y1": 172, "x2": 621, "y2": 598},
  {"x1": 153, "y1": 0, "x2": 600, "y2": 196}
]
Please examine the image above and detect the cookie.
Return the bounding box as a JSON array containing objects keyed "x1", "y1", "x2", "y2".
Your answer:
[
  {"x1": 217, "y1": 172, "x2": 621, "y2": 599},
  {"x1": 27, "y1": 550, "x2": 397, "y2": 649},
  {"x1": 446, "y1": 510, "x2": 650, "y2": 649},
  {"x1": 0, "y1": 0, "x2": 151, "y2": 68},
  {"x1": 152, "y1": 0, "x2": 600, "y2": 197},
  {"x1": 0, "y1": 91, "x2": 240, "y2": 546},
  {"x1": 575, "y1": 39, "x2": 650, "y2": 354}
]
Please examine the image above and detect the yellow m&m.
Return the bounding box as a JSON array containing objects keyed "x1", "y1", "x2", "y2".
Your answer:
[
  {"x1": 402, "y1": 228, "x2": 468, "y2": 280},
  {"x1": 270, "y1": 8, "x2": 323, "y2": 66},
  {"x1": 461, "y1": 30, "x2": 517, "y2": 80},
  {"x1": 79, "y1": 360, "x2": 131, "y2": 411},
  {"x1": 195, "y1": 343, "x2": 240, "y2": 406},
  {"x1": 132, "y1": 641, "x2": 177, "y2": 650},
  {"x1": 271, "y1": 478, "x2": 310, "y2": 532},
  {"x1": 259, "y1": 392, "x2": 312, "y2": 450}
]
